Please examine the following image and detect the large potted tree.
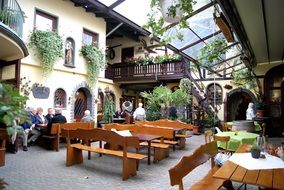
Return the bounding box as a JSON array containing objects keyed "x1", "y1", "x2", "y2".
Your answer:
[{"x1": 0, "y1": 82, "x2": 28, "y2": 181}]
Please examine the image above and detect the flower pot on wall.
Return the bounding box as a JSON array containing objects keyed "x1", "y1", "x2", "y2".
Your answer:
[{"x1": 160, "y1": 0, "x2": 182, "y2": 23}]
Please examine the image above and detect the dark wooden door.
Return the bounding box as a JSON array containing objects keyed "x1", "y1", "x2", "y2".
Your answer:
[{"x1": 74, "y1": 89, "x2": 87, "y2": 121}]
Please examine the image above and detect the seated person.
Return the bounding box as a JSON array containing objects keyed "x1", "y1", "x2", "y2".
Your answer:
[
  {"x1": 81, "y1": 110, "x2": 94, "y2": 122},
  {"x1": 114, "y1": 108, "x2": 124, "y2": 118},
  {"x1": 276, "y1": 147, "x2": 284, "y2": 161},
  {"x1": 47, "y1": 108, "x2": 67, "y2": 134},
  {"x1": 27, "y1": 107, "x2": 41, "y2": 147},
  {"x1": 133, "y1": 103, "x2": 146, "y2": 121}
]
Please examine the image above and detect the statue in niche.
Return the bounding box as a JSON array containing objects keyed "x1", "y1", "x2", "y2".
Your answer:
[{"x1": 65, "y1": 39, "x2": 74, "y2": 65}]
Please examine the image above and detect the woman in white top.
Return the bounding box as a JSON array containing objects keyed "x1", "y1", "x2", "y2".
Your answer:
[{"x1": 133, "y1": 103, "x2": 146, "y2": 121}]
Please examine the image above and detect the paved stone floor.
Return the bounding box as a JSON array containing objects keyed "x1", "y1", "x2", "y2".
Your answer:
[{"x1": 0, "y1": 134, "x2": 283, "y2": 190}]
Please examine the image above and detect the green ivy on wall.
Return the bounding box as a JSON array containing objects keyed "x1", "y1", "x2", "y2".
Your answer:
[
  {"x1": 28, "y1": 30, "x2": 63, "y2": 77},
  {"x1": 197, "y1": 38, "x2": 228, "y2": 67},
  {"x1": 80, "y1": 45, "x2": 105, "y2": 86}
]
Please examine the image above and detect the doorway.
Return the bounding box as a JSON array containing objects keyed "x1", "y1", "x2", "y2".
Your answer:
[
  {"x1": 225, "y1": 88, "x2": 256, "y2": 122},
  {"x1": 74, "y1": 88, "x2": 87, "y2": 121},
  {"x1": 264, "y1": 64, "x2": 284, "y2": 136}
]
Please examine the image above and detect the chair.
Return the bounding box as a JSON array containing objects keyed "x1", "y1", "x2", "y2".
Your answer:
[
  {"x1": 213, "y1": 135, "x2": 230, "y2": 153},
  {"x1": 168, "y1": 141, "x2": 223, "y2": 190},
  {"x1": 223, "y1": 123, "x2": 231, "y2": 131},
  {"x1": 204, "y1": 130, "x2": 213, "y2": 144},
  {"x1": 215, "y1": 127, "x2": 222, "y2": 134}
]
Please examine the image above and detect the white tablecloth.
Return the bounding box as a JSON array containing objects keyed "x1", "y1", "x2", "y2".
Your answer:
[{"x1": 229, "y1": 153, "x2": 284, "y2": 170}]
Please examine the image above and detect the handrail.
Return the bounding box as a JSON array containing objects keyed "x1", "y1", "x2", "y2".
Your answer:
[
  {"x1": 0, "y1": 0, "x2": 24, "y2": 37},
  {"x1": 105, "y1": 61, "x2": 185, "y2": 81}
]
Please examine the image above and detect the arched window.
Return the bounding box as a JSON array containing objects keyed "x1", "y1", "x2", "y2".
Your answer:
[
  {"x1": 54, "y1": 88, "x2": 66, "y2": 108},
  {"x1": 206, "y1": 83, "x2": 223, "y2": 105}
]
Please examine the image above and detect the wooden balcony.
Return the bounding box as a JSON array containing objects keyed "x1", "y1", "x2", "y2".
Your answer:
[{"x1": 105, "y1": 62, "x2": 186, "y2": 83}]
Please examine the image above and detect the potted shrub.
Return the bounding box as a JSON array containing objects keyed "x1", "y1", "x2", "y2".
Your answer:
[
  {"x1": 250, "y1": 144, "x2": 261, "y2": 159},
  {"x1": 255, "y1": 101, "x2": 266, "y2": 118},
  {"x1": 0, "y1": 83, "x2": 29, "y2": 169}
]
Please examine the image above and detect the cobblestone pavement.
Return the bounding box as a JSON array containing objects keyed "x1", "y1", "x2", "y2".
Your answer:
[{"x1": 1, "y1": 133, "x2": 282, "y2": 190}]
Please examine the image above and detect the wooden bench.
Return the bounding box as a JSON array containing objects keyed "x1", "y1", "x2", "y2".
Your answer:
[
  {"x1": 41, "y1": 122, "x2": 94, "y2": 151},
  {"x1": 169, "y1": 141, "x2": 231, "y2": 190},
  {"x1": 136, "y1": 123, "x2": 179, "y2": 150},
  {"x1": 41, "y1": 123, "x2": 61, "y2": 151},
  {"x1": 136, "y1": 119, "x2": 193, "y2": 148},
  {"x1": 103, "y1": 123, "x2": 171, "y2": 162},
  {"x1": 61, "y1": 128, "x2": 147, "y2": 180}
]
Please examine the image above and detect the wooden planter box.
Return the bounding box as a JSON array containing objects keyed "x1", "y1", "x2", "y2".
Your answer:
[{"x1": 0, "y1": 148, "x2": 5, "y2": 167}]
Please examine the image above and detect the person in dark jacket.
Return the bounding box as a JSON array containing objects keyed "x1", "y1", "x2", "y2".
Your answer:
[
  {"x1": 45, "y1": 108, "x2": 54, "y2": 125},
  {"x1": 23, "y1": 107, "x2": 39, "y2": 149},
  {"x1": 49, "y1": 108, "x2": 67, "y2": 133}
]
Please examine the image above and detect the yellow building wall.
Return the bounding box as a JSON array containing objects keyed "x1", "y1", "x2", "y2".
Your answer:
[{"x1": 17, "y1": 0, "x2": 107, "y2": 121}]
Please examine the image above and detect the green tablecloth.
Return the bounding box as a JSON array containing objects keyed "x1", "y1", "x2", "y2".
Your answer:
[
  {"x1": 226, "y1": 121, "x2": 261, "y2": 132},
  {"x1": 216, "y1": 131, "x2": 259, "y2": 151}
]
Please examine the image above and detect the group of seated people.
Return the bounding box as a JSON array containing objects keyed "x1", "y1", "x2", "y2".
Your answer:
[
  {"x1": 113, "y1": 103, "x2": 146, "y2": 122},
  {"x1": 15, "y1": 107, "x2": 67, "y2": 152}
]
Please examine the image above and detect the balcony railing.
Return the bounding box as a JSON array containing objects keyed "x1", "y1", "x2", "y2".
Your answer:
[
  {"x1": 0, "y1": 0, "x2": 24, "y2": 37},
  {"x1": 105, "y1": 61, "x2": 186, "y2": 82}
]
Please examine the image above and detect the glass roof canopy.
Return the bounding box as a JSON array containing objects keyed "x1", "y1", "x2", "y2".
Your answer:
[{"x1": 99, "y1": 0, "x2": 244, "y2": 76}]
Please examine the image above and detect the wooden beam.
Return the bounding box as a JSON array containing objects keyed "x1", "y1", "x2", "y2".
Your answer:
[
  {"x1": 109, "y1": 0, "x2": 125, "y2": 9},
  {"x1": 180, "y1": 30, "x2": 222, "y2": 51},
  {"x1": 215, "y1": 62, "x2": 243, "y2": 73},
  {"x1": 217, "y1": 0, "x2": 256, "y2": 66}
]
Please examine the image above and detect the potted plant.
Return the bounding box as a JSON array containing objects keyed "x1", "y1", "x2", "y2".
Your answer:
[
  {"x1": 28, "y1": 29, "x2": 64, "y2": 77},
  {"x1": 140, "y1": 78, "x2": 192, "y2": 121},
  {"x1": 255, "y1": 101, "x2": 266, "y2": 118},
  {"x1": 80, "y1": 44, "x2": 105, "y2": 86},
  {"x1": 250, "y1": 144, "x2": 261, "y2": 159},
  {"x1": 144, "y1": 0, "x2": 196, "y2": 43},
  {"x1": 0, "y1": 83, "x2": 29, "y2": 170}
]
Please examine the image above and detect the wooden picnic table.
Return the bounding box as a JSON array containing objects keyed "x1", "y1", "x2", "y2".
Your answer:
[
  {"x1": 131, "y1": 132, "x2": 161, "y2": 165},
  {"x1": 213, "y1": 144, "x2": 284, "y2": 189}
]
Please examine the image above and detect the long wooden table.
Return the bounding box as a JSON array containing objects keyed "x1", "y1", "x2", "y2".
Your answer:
[
  {"x1": 132, "y1": 133, "x2": 161, "y2": 165},
  {"x1": 213, "y1": 144, "x2": 284, "y2": 189}
]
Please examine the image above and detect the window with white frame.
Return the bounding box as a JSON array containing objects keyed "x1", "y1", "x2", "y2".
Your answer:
[
  {"x1": 82, "y1": 29, "x2": 98, "y2": 45},
  {"x1": 35, "y1": 10, "x2": 57, "y2": 31}
]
